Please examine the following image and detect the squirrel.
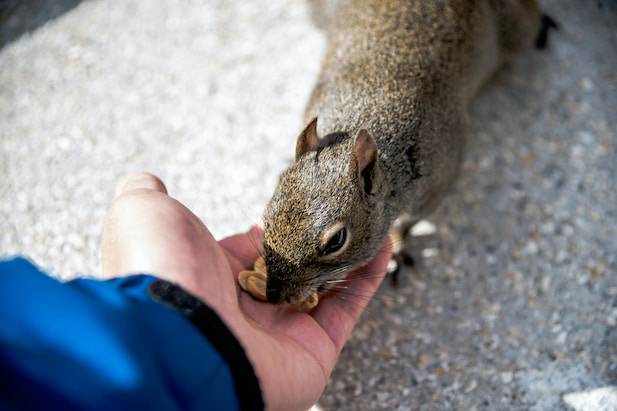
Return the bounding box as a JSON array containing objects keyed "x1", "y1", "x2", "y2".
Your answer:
[{"x1": 261, "y1": 0, "x2": 549, "y2": 304}]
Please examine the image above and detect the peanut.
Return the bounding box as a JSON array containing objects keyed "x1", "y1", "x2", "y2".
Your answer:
[
  {"x1": 237, "y1": 256, "x2": 320, "y2": 309},
  {"x1": 303, "y1": 291, "x2": 320, "y2": 310},
  {"x1": 253, "y1": 256, "x2": 267, "y2": 275},
  {"x1": 238, "y1": 269, "x2": 267, "y2": 301}
]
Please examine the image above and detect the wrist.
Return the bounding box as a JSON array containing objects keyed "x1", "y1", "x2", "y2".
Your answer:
[{"x1": 149, "y1": 279, "x2": 265, "y2": 411}]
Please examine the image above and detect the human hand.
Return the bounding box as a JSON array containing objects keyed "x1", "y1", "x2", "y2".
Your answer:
[{"x1": 101, "y1": 173, "x2": 391, "y2": 411}]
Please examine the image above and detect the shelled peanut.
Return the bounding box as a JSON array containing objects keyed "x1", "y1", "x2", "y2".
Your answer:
[{"x1": 238, "y1": 256, "x2": 319, "y2": 310}]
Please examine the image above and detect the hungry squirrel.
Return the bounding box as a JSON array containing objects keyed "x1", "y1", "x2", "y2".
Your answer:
[{"x1": 262, "y1": 0, "x2": 547, "y2": 304}]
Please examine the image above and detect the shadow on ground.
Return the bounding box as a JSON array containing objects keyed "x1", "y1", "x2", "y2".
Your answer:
[{"x1": 0, "y1": 0, "x2": 83, "y2": 49}]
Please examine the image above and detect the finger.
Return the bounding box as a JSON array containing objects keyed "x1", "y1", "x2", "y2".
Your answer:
[
  {"x1": 114, "y1": 172, "x2": 167, "y2": 198},
  {"x1": 218, "y1": 225, "x2": 264, "y2": 269},
  {"x1": 310, "y1": 239, "x2": 391, "y2": 352}
]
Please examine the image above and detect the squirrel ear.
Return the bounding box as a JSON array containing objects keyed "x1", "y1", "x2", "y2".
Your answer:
[
  {"x1": 295, "y1": 117, "x2": 320, "y2": 160},
  {"x1": 350, "y1": 129, "x2": 380, "y2": 195}
]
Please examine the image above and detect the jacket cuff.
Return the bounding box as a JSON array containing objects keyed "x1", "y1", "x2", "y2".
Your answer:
[{"x1": 149, "y1": 280, "x2": 264, "y2": 411}]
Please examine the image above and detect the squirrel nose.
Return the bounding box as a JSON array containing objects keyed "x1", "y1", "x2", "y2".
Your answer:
[{"x1": 266, "y1": 280, "x2": 283, "y2": 304}]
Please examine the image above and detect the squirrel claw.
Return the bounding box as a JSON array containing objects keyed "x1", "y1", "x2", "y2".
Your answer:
[{"x1": 535, "y1": 13, "x2": 558, "y2": 49}]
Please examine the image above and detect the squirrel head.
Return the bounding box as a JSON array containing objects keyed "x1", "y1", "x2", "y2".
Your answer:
[{"x1": 262, "y1": 117, "x2": 389, "y2": 304}]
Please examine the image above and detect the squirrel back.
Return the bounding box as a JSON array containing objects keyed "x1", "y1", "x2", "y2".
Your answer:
[{"x1": 262, "y1": 0, "x2": 541, "y2": 304}]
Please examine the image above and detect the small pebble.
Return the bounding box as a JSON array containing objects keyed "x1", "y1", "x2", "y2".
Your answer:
[
  {"x1": 501, "y1": 372, "x2": 513, "y2": 384},
  {"x1": 411, "y1": 220, "x2": 436, "y2": 236},
  {"x1": 564, "y1": 386, "x2": 617, "y2": 411}
]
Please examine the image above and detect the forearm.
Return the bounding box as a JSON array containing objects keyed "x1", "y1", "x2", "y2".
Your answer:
[{"x1": 0, "y1": 257, "x2": 263, "y2": 411}]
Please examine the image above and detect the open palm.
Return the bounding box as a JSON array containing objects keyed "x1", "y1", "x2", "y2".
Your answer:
[{"x1": 101, "y1": 173, "x2": 390, "y2": 411}]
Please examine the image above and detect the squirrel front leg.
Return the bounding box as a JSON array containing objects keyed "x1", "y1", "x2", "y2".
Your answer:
[{"x1": 387, "y1": 214, "x2": 418, "y2": 285}]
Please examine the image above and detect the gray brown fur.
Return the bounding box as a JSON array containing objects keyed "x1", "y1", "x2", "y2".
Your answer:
[{"x1": 262, "y1": 0, "x2": 540, "y2": 304}]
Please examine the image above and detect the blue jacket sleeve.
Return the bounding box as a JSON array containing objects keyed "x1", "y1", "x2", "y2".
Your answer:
[{"x1": 0, "y1": 257, "x2": 263, "y2": 411}]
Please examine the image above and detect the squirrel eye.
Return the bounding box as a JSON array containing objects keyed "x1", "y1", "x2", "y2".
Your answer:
[{"x1": 323, "y1": 227, "x2": 348, "y2": 255}]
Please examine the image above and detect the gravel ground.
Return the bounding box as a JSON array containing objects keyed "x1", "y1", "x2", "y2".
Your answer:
[{"x1": 1, "y1": 1, "x2": 616, "y2": 410}]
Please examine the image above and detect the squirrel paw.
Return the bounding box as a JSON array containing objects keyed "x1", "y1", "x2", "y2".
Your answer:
[{"x1": 387, "y1": 251, "x2": 415, "y2": 287}]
